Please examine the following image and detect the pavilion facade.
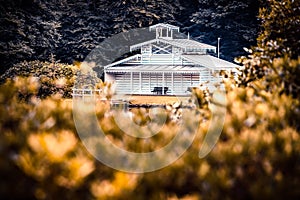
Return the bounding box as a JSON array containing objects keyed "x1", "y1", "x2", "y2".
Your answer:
[{"x1": 104, "y1": 23, "x2": 239, "y2": 95}]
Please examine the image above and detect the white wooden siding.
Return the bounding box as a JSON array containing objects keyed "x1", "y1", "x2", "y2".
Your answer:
[
  {"x1": 132, "y1": 72, "x2": 140, "y2": 93},
  {"x1": 173, "y1": 74, "x2": 182, "y2": 95},
  {"x1": 141, "y1": 73, "x2": 150, "y2": 94},
  {"x1": 110, "y1": 69, "x2": 224, "y2": 95},
  {"x1": 112, "y1": 72, "x2": 200, "y2": 95},
  {"x1": 114, "y1": 73, "x2": 131, "y2": 94}
]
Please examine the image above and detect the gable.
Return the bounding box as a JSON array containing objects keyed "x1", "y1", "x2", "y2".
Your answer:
[{"x1": 130, "y1": 38, "x2": 216, "y2": 53}]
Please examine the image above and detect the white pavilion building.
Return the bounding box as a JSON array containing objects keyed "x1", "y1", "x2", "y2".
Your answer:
[{"x1": 104, "y1": 23, "x2": 239, "y2": 95}]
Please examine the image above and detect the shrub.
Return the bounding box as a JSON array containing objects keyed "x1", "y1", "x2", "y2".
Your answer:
[{"x1": 0, "y1": 60, "x2": 79, "y2": 98}]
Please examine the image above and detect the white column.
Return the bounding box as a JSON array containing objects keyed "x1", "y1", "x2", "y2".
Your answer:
[
  {"x1": 181, "y1": 74, "x2": 183, "y2": 94},
  {"x1": 199, "y1": 71, "x2": 201, "y2": 87},
  {"x1": 148, "y1": 73, "x2": 151, "y2": 93},
  {"x1": 130, "y1": 72, "x2": 133, "y2": 92},
  {"x1": 139, "y1": 72, "x2": 142, "y2": 93},
  {"x1": 149, "y1": 73, "x2": 151, "y2": 93},
  {"x1": 172, "y1": 72, "x2": 174, "y2": 95},
  {"x1": 162, "y1": 72, "x2": 165, "y2": 95}
]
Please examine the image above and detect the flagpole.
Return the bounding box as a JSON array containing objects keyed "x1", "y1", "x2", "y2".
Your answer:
[{"x1": 217, "y1": 37, "x2": 221, "y2": 58}]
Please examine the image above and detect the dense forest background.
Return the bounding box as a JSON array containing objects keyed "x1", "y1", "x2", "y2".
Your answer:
[{"x1": 0, "y1": 0, "x2": 259, "y2": 74}]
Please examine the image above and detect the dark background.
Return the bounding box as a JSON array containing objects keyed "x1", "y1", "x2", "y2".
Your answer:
[{"x1": 0, "y1": 0, "x2": 260, "y2": 74}]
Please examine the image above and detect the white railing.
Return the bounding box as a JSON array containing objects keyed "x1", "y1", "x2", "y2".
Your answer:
[{"x1": 72, "y1": 88, "x2": 102, "y2": 99}]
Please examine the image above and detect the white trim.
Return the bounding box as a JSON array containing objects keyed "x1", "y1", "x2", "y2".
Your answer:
[
  {"x1": 104, "y1": 54, "x2": 142, "y2": 68},
  {"x1": 152, "y1": 44, "x2": 172, "y2": 54},
  {"x1": 130, "y1": 39, "x2": 159, "y2": 51}
]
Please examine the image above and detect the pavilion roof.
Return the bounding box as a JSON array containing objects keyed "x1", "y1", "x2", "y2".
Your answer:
[
  {"x1": 163, "y1": 39, "x2": 216, "y2": 52},
  {"x1": 105, "y1": 64, "x2": 205, "y2": 74},
  {"x1": 181, "y1": 55, "x2": 240, "y2": 70},
  {"x1": 104, "y1": 54, "x2": 240, "y2": 72}
]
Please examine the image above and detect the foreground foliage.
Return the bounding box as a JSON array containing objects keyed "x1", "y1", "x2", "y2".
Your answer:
[{"x1": 1, "y1": 57, "x2": 300, "y2": 199}]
